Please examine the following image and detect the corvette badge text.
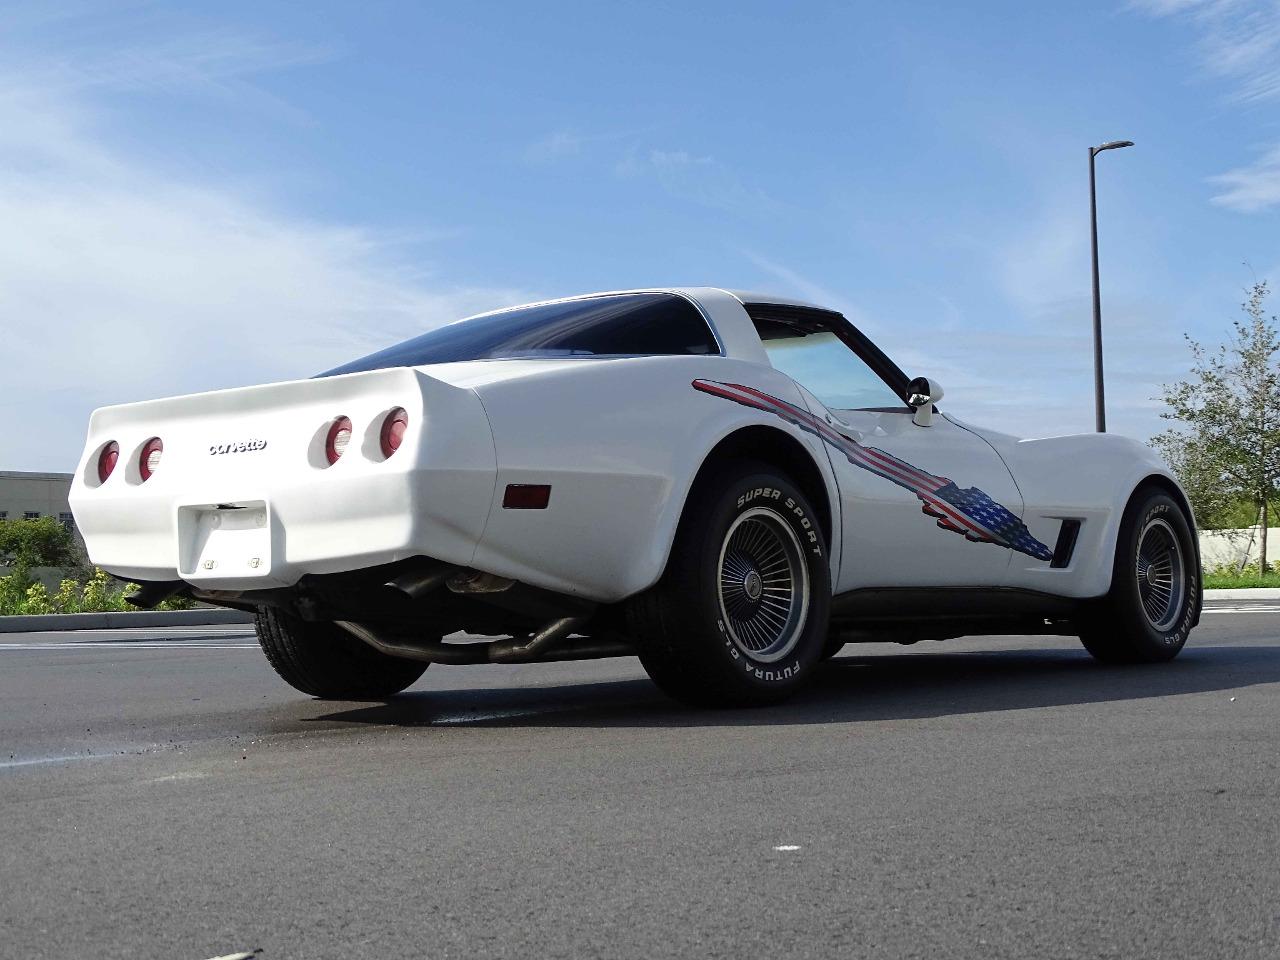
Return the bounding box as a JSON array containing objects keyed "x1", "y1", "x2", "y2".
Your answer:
[
  {"x1": 693, "y1": 379, "x2": 1053, "y2": 562},
  {"x1": 209, "y1": 440, "x2": 268, "y2": 456}
]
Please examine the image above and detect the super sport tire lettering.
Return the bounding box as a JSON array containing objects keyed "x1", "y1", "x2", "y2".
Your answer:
[{"x1": 628, "y1": 460, "x2": 831, "y2": 706}]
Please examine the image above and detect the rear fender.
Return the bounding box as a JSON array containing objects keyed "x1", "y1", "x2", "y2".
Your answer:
[{"x1": 468, "y1": 356, "x2": 839, "y2": 603}]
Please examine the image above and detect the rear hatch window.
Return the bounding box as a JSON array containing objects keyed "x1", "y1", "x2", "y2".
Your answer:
[{"x1": 321, "y1": 292, "x2": 719, "y2": 377}]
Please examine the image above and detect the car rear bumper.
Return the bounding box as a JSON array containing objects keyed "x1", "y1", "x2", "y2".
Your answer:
[{"x1": 75, "y1": 462, "x2": 498, "y2": 589}]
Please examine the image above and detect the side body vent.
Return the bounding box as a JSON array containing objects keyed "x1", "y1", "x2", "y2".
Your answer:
[{"x1": 1051, "y1": 519, "x2": 1082, "y2": 569}]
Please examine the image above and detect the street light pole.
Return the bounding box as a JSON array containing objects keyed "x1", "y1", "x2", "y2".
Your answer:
[{"x1": 1088, "y1": 139, "x2": 1133, "y2": 433}]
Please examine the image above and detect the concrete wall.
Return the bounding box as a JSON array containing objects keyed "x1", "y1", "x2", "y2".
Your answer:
[{"x1": 1200, "y1": 527, "x2": 1280, "y2": 570}]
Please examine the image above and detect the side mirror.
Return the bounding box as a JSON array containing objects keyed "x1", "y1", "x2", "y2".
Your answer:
[{"x1": 906, "y1": 376, "x2": 944, "y2": 427}]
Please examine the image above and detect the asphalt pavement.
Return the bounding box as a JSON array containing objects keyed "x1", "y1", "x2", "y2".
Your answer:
[{"x1": 1, "y1": 602, "x2": 1278, "y2": 960}]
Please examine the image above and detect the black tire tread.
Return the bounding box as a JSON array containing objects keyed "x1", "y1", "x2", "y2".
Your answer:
[
  {"x1": 1078, "y1": 487, "x2": 1198, "y2": 664},
  {"x1": 627, "y1": 459, "x2": 830, "y2": 707},
  {"x1": 255, "y1": 607, "x2": 427, "y2": 699}
]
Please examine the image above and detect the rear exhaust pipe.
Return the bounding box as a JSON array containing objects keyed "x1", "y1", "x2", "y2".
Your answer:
[
  {"x1": 124, "y1": 580, "x2": 185, "y2": 610},
  {"x1": 384, "y1": 566, "x2": 453, "y2": 600},
  {"x1": 488, "y1": 616, "x2": 590, "y2": 663},
  {"x1": 335, "y1": 621, "x2": 488, "y2": 665},
  {"x1": 338, "y1": 615, "x2": 598, "y2": 665}
]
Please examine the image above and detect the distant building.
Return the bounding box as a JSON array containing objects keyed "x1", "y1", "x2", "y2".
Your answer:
[{"x1": 0, "y1": 471, "x2": 77, "y2": 536}]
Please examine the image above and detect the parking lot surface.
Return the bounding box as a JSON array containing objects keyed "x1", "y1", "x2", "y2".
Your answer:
[{"x1": 2, "y1": 601, "x2": 1278, "y2": 959}]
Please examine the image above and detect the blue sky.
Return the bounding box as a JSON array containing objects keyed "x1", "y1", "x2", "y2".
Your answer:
[{"x1": 3, "y1": 0, "x2": 1278, "y2": 470}]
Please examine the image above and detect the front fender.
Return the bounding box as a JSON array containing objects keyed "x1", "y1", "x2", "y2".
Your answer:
[{"x1": 982, "y1": 429, "x2": 1190, "y2": 598}]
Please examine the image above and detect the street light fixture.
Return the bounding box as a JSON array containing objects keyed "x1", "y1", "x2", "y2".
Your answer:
[{"x1": 1089, "y1": 139, "x2": 1134, "y2": 433}]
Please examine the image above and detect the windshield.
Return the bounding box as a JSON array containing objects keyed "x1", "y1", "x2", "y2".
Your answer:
[
  {"x1": 320, "y1": 292, "x2": 719, "y2": 376},
  {"x1": 759, "y1": 329, "x2": 904, "y2": 411}
]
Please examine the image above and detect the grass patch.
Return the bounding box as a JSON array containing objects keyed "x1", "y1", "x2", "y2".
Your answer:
[{"x1": 1203, "y1": 565, "x2": 1280, "y2": 589}]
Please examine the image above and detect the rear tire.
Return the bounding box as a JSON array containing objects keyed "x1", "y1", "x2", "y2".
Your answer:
[
  {"x1": 255, "y1": 607, "x2": 428, "y2": 699},
  {"x1": 1078, "y1": 488, "x2": 1199, "y2": 664},
  {"x1": 627, "y1": 461, "x2": 831, "y2": 707}
]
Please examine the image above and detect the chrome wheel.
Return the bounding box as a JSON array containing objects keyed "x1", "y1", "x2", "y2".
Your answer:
[
  {"x1": 1135, "y1": 517, "x2": 1185, "y2": 631},
  {"x1": 717, "y1": 506, "x2": 809, "y2": 663}
]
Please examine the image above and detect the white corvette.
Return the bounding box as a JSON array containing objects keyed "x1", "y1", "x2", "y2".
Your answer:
[{"x1": 69, "y1": 288, "x2": 1201, "y2": 706}]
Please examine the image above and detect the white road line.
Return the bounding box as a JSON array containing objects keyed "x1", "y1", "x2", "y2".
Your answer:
[
  {"x1": 0, "y1": 754, "x2": 119, "y2": 770},
  {"x1": 1203, "y1": 605, "x2": 1280, "y2": 614}
]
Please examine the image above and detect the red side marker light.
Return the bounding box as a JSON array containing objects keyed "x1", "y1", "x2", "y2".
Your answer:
[
  {"x1": 97, "y1": 441, "x2": 120, "y2": 483},
  {"x1": 139, "y1": 437, "x2": 163, "y2": 481},
  {"x1": 503, "y1": 484, "x2": 551, "y2": 509},
  {"x1": 380, "y1": 407, "x2": 408, "y2": 458}
]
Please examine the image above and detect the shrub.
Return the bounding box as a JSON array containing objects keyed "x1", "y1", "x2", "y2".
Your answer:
[
  {"x1": 23, "y1": 582, "x2": 53, "y2": 615},
  {"x1": 53, "y1": 579, "x2": 81, "y2": 614},
  {"x1": 79, "y1": 568, "x2": 112, "y2": 613},
  {"x1": 0, "y1": 516, "x2": 82, "y2": 569},
  {"x1": 0, "y1": 569, "x2": 30, "y2": 616},
  {"x1": 0, "y1": 568, "x2": 150, "y2": 615}
]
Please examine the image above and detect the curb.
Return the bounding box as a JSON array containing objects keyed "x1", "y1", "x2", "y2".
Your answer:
[
  {"x1": 0, "y1": 609, "x2": 254, "y2": 633},
  {"x1": 1203, "y1": 588, "x2": 1280, "y2": 601}
]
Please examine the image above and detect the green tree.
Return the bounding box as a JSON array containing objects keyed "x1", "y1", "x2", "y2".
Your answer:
[
  {"x1": 0, "y1": 516, "x2": 80, "y2": 568},
  {"x1": 1156, "y1": 281, "x2": 1280, "y2": 569}
]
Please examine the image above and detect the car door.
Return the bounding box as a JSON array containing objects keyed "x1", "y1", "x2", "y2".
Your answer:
[{"x1": 747, "y1": 304, "x2": 1035, "y2": 594}]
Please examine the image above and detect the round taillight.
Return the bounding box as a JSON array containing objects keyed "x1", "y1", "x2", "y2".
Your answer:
[
  {"x1": 97, "y1": 441, "x2": 120, "y2": 483},
  {"x1": 380, "y1": 408, "x2": 408, "y2": 458},
  {"x1": 325, "y1": 416, "x2": 352, "y2": 465},
  {"x1": 139, "y1": 437, "x2": 163, "y2": 481}
]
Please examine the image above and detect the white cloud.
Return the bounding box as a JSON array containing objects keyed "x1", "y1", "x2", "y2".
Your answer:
[
  {"x1": 1134, "y1": 0, "x2": 1280, "y2": 211},
  {"x1": 738, "y1": 251, "x2": 872, "y2": 324},
  {"x1": 523, "y1": 127, "x2": 654, "y2": 165},
  {"x1": 1135, "y1": 0, "x2": 1280, "y2": 102},
  {"x1": 617, "y1": 148, "x2": 783, "y2": 217},
  {"x1": 524, "y1": 131, "x2": 587, "y2": 163},
  {"x1": 1210, "y1": 144, "x2": 1280, "y2": 210},
  {"x1": 0, "y1": 66, "x2": 528, "y2": 472},
  {"x1": 48, "y1": 31, "x2": 330, "y2": 94},
  {"x1": 1136, "y1": 0, "x2": 1280, "y2": 211},
  {"x1": 994, "y1": 205, "x2": 1090, "y2": 316}
]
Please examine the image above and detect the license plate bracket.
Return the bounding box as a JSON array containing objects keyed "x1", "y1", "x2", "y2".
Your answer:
[{"x1": 177, "y1": 500, "x2": 273, "y2": 581}]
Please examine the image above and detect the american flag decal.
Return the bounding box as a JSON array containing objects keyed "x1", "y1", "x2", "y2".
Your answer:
[{"x1": 693, "y1": 379, "x2": 1053, "y2": 562}]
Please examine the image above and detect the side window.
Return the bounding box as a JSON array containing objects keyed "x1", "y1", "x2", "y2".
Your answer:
[{"x1": 754, "y1": 319, "x2": 905, "y2": 411}]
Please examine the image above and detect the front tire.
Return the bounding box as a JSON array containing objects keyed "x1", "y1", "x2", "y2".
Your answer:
[
  {"x1": 627, "y1": 461, "x2": 831, "y2": 706},
  {"x1": 255, "y1": 608, "x2": 428, "y2": 699},
  {"x1": 1079, "y1": 488, "x2": 1199, "y2": 664}
]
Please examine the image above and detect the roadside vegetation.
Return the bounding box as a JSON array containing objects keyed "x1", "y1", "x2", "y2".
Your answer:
[
  {"x1": 0, "y1": 516, "x2": 193, "y2": 615},
  {"x1": 1203, "y1": 563, "x2": 1280, "y2": 589},
  {"x1": 0, "y1": 567, "x2": 194, "y2": 616},
  {"x1": 0, "y1": 516, "x2": 81, "y2": 569},
  {"x1": 1156, "y1": 281, "x2": 1280, "y2": 572}
]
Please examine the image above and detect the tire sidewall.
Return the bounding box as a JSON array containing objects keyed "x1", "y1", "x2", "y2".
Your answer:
[
  {"x1": 1113, "y1": 493, "x2": 1198, "y2": 656},
  {"x1": 688, "y1": 470, "x2": 831, "y2": 695}
]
